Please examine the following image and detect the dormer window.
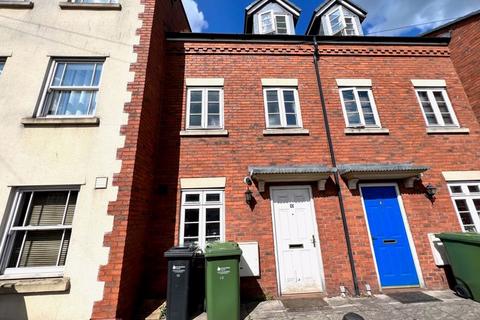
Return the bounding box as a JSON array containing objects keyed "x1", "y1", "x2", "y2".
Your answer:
[
  {"x1": 260, "y1": 11, "x2": 290, "y2": 35},
  {"x1": 244, "y1": 0, "x2": 300, "y2": 35},
  {"x1": 327, "y1": 7, "x2": 359, "y2": 36}
]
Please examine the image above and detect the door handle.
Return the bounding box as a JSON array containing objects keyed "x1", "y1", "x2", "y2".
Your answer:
[{"x1": 312, "y1": 235, "x2": 317, "y2": 247}]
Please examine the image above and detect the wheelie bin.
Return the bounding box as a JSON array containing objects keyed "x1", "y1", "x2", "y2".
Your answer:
[
  {"x1": 437, "y1": 232, "x2": 480, "y2": 301},
  {"x1": 205, "y1": 242, "x2": 242, "y2": 320},
  {"x1": 164, "y1": 246, "x2": 198, "y2": 320}
]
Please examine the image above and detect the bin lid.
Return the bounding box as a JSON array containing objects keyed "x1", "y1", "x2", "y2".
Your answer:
[
  {"x1": 164, "y1": 245, "x2": 198, "y2": 258},
  {"x1": 436, "y1": 232, "x2": 480, "y2": 244},
  {"x1": 204, "y1": 242, "x2": 242, "y2": 258}
]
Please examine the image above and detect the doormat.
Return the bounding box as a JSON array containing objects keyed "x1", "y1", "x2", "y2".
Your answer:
[
  {"x1": 280, "y1": 298, "x2": 329, "y2": 311},
  {"x1": 387, "y1": 291, "x2": 441, "y2": 304}
]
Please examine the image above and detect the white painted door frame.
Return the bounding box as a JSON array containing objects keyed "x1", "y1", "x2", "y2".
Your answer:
[
  {"x1": 270, "y1": 185, "x2": 325, "y2": 295},
  {"x1": 359, "y1": 182, "x2": 425, "y2": 289}
]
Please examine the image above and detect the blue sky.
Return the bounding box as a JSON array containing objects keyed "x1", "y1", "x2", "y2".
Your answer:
[{"x1": 182, "y1": 0, "x2": 480, "y2": 36}]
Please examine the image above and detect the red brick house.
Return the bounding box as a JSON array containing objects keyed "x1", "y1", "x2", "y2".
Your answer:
[
  {"x1": 141, "y1": 0, "x2": 480, "y2": 302},
  {"x1": 422, "y1": 10, "x2": 480, "y2": 125}
]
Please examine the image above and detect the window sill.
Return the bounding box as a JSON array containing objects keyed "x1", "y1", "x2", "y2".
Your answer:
[
  {"x1": 59, "y1": 2, "x2": 121, "y2": 10},
  {"x1": 0, "y1": 1, "x2": 33, "y2": 9},
  {"x1": 180, "y1": 129, "x2": 229, "y2": 137},
  {"x1": 21, "y1": 117, "x2": 100, "y2": 127},
  {"x1": 427, "y1": 127, "x2": 470, "y2": 134},
  {"x1": 0, "y1": 277, "x2": 70, "y2": 295},
  {"x1": 344, "y1": 127, "x2": 390, "y2": 135},
  {"x1": 263, "y1": 128, "x2": 310, "y2": 136}
]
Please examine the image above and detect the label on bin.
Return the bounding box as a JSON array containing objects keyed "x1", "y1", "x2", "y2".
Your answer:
[
  {"x1": 172, "y1": 265, "x2": 186, "y2": 274},
  {"x1": 217, "y1": 266, "x2": 231, "y2": 275}
]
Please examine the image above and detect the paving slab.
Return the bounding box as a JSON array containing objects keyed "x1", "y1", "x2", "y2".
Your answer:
[{"x1": 190, "y1": 291, "x2": 480, "y2": 320}]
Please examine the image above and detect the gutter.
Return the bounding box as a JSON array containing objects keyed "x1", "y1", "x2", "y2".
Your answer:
[
  {"x1": 166, "y1": 32, "x2": 451, "y2": 46},
  {"x1": 312, "y1": 36, "x2": 360, "y2": 296}
]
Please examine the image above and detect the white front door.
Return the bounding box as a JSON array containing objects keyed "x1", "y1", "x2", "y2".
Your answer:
[{"x1": 271, "y1": 186, "x2": 324, "y2": 294}]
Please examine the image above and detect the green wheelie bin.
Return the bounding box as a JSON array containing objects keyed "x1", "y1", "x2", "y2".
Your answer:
[
  {"x1": 205, "y1": 242, "x2": 242, "y2": 320},
  {"x1": 436, "y1": 232, "x2": 480, "y2": 301}
]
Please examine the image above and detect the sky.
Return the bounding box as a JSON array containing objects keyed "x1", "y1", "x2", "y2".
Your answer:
[{"x1": 182, "y1": 0, "x2": 480, "y2": 36}]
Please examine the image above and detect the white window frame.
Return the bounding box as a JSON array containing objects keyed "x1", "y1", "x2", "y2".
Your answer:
[
  {"x1": 414, "y1": 88, "x2": 459, "y2": 127},
  {"x1": 342, "y1": 16, "x2": 359, "y2": 36},
  {"x1": 327, "y1": 7, "x2": 346, "y2": 35},
  {"x1": 37, "y1": 59, "x2": 104, "y2": 118},
  {"x1": 259, "y1": 11, "x2": 291, "y2": 35},
  {"x1": 0, "y1": 187, "x2": 79, "y2": 278},
  {"x1": 260, "y1": 10, "x2": 275, "y2": 34},
  {"x1": 274, "y1": 14, "x2": 290, "y2": 34},
  {"x1": 448, "y1": 182, "x2": 480, "y2": 233},
  {"x1": 179, "y1": 189, "x2": 225, "y2": 249},
  {"x1": 186, "y1": 87, "x2": 224, "y2": 130},
  {"x1": 339, "y1": 87, "x2": 381, "y2": 128},
  {"x1": 263, "y1": 87, "x2": 303, "y2": 129}
]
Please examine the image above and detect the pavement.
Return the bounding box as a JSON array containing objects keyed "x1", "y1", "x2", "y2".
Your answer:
[{"x1": 191, "y1": 290, "x2": 480, "y2": 320}]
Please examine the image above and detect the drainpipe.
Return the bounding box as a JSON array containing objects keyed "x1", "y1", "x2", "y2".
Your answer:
[{"x1": 312, "y1": 36, "x2": 360, "y2": 297}]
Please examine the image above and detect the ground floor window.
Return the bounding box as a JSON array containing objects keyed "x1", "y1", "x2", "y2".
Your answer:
[
  {"x1": 180, "y1": 190, "x2": 224, "y2": 249},
  {"x1": 0, "y1": 188, "x2": 78, "y2": 276},
  {"x1": 448, "y1": 182, "x2": 480, "y2": 232}
]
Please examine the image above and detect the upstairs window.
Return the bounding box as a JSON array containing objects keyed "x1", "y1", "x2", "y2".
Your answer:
[
  {"x1": 38, "y1": 59, "x2": 104, "y2": 118},
  {"x1": 263, "y1": 88, "x2": 302, "y2": 128},
  {"x1": 186, "y1": 88, "x2": 224, "y2": 130},
  {"x1": 0, "y1": 189, "x2": 78, "y2": 276},
  {"x1": 260, "y1": 11, "x2": 291, "y2": 34},
  {"x1": 0, "y1": 58, "x2": 5, "y2": 75},
  {"x1": 180, "y1": 190, "x2": 224, "y2": 249},
  {"x1": 327, "y1": 7, "x2": 359, "y2": 36},
  {"x1": 339, "y1": 87, "x2": 381, "y2": 128},
  {"x1": 415, "y1": 88, "x2": 459, "y2": 127},
  {"x1": 449, "y1": 182, "x2": 480, "y2": 232}
]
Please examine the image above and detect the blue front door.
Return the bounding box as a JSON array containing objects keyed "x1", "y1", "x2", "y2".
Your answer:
[{"x1": 362, "y1": 186, "x2": 419, "y2": 287}]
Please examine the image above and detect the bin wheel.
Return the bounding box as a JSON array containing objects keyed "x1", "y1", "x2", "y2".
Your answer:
[{"x1": 455, "y1": 284, "x2": 472, "y2": 299}]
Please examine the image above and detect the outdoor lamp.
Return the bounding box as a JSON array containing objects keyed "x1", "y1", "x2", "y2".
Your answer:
[
  {"x1": 245, "y1": 188, "x2": 254, "y2": 204},
  {"x1": 425, "y1": 184, "x2": 437, "y2": 199}
]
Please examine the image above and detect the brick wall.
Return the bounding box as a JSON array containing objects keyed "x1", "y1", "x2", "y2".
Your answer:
[
  {"x1": 143, "y1": 40, "x2": 480, "y2": 299},
  {"x1": 427, "y1": 15, "x2": 480, "y2": 124},
  {"x1": 91, "y1": 0, "x2": 189, "y2": 319}
]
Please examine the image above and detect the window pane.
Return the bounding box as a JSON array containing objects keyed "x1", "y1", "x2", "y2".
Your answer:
[
  {"x1": 207, "y1": 115, "x2": 221, "y2": 127},
  {"x1": 459, "y1": 212, "x2": 475, "y2": 226},
  {"x1": 284, "y1": 101, "x2": 296, "y2": 114},
  {"x1": 189, "y1": 115, "x2": 202, "y2": 126},
  {"x1": 184, "y1": 238, "x2": 198, "y2": 246},
  {"x1": 283, "y1": 90, "x2": 295, "y2": 102},
  {"x1": 13, "y1": 192, "x2": 33, "y2": 227},
  {"x1": 363, "y1": 113, "x2": 376, "y2": 125},
  {"x1": 189, "y1": 102, "x2": 202, "y2": 114},
  {"x1": 185, "y1": 194, "x2": 200, "y2": 202},
  {"x1": 206, "y1": 223, "x2": 220, "y2": 237},
  {"x1": 207, "y1": 90, "x2": 219, "y2": 102},
  {"x1": 206, "y1": 208, "x2": 220, "y2": 221},
  {"x1": 347, "y1": 112, "x2": 361, "y2": 125},
  {"x1": 344, "y1": 101, "x2": 357, "y2": 112},
  {"x1": 0, "y1": 60, "x2": 4, "y2": 75},
  {"x1": 184, "y1": 224, "x2": 199, "y2": 237},
  {"x1": 64, "y1": 191, "x2": 78, "y2": 225},
  {"x1": 472, "y1": 198, "x2": 480, "y2": 211},
  {"x1": 52, "y1": 63, "x2": 66, "y2": 86},
  {"x1": 342, "y1": 90, "x2": 354, "y2": 101},
  {"x1": 208, "y1": 102, "x2": 219, "y2": 114},
  {"x1": 417, "y1": 91, "x2": 429, "y2": 101},
  {"x1": 455, "y1": 199, "x2": 469, "y2": 212},
  {"x1": 190, "y1": 91, "x2": 202, "y2": 102},
  {"x1": 17, "y1": 230, "x2": 64, "y2": 268},
  {"x1": 58, "y1": 230, "x2": 71, "y2": 266},
  {"x1": 268, "y1": 114, "x2": 281, "y2": 126},
  {"x1": 286, "y1": 114, "x2": 297, "y2": 126},
  {"x1": 469, "y1": 186, "x2": 480, "y2": 193},
  {"x1": 93, "y1": 64, "x2": 103, "y2": 86},
  {"x1": 442, "y1": 113, "x2": 454, "y2": 125},
  {"x1": 61, "y1": 63, "x2": 95, "y2": 87},
  {"x1": 450, "y1": 186, "x2": 463, "y2": 193},
  {"x1": 261, "y1": 12, "x2": 273, "y2": 33},
  {"x1": 26, "y1": 191, "x2": 68, "y2": 226},
  {"x1": 267, "y1": 102, "x2": 279, "y2": 113},
  {"x1": 465, "y1": 225, "x2": 477, "y2": 232},
  {"x1": 206, "y1": 193, "x2": 220, "y2": 202},
  {"x1": 185, "y1": 209, "x2": 199, "y2": 222},
  {"x1": 266, "y1": 90, "x2": 278, "y2": 102}
]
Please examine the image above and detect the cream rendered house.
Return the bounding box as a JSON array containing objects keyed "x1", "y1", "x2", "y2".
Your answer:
[{"x1": 0, "y1": 0, "x2": 189, "y2": 319}]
